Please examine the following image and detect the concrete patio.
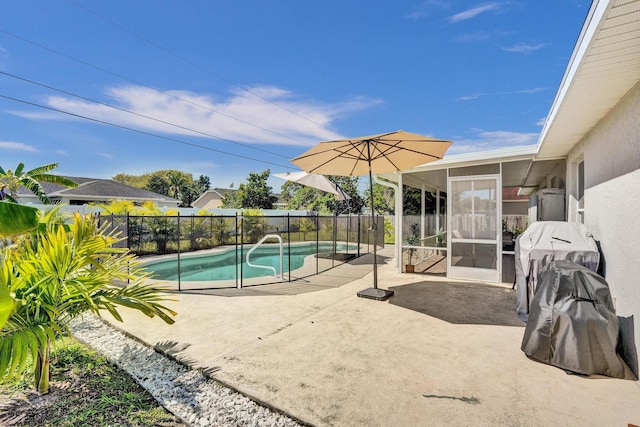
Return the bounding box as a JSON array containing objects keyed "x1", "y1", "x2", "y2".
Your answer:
[{"x1": 100, "y1": 246, "x2": 640, "y2": 426}]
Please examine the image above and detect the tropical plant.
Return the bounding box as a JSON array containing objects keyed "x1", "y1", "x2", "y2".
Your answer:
[
  {"x1": 404, "y1": 223, "x2": 421, "y2": 266},
  {"x1": 298, "y1": 217, "x2": 316, "y2": 241},
  {"x1": 0, "y1": 212, "x2": 176, "y2": 394},
  {"x1": 209, "y1": 216, "x2": 232, "y2": 246},
  {"x1": 0, "y1": 202, "x2": 40, "y2": 331},
  {"x1": 435, "y1": 226, "x2": 445, "y2": 247},
  {"x1": 183, "y1": 212, "x2": 212, "y2": 251},
  {"x1": 240, "y1": 209, "x2": 265, "y2": 243},
  {"x1": 0, "y1": 162, "x2": 78, "y2": 204},
  {"x1": 383, "y1": 217, "x2": 395, "y2": 244},
  {"x1": 95, "y1": 199, "x2": 137, "y2": 215},
  {"x1": 220, "y1": 186, "x2": 240, "y2": 208}
]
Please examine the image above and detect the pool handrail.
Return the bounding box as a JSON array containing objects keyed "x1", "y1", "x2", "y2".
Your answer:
[{"x1": 246, "y1": 234, "x2": 284, "y2": 281}]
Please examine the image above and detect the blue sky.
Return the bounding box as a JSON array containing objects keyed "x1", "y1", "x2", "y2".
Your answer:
[{"x1": 1, "y1": 1, "x2": 590, "y2": 191}]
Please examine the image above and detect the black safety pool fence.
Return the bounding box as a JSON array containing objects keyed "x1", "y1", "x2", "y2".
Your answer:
[{"x1": 98, "y1": 213, "x2": 384, "y2": 291}]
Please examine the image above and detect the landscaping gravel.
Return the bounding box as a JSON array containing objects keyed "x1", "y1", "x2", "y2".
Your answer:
[{"x1": 70, "y1": 315, "x2": 302, "y2": 427}]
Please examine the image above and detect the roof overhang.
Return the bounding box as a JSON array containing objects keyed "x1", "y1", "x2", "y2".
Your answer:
[
  {"x1": 537, "y1": 0, "x2": 640, "y2": 159},
  {"x1": 378, "y1": 145, "x2": 563, "y2": 190}
]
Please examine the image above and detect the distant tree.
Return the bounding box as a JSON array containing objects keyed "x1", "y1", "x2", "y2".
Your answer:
[
  {"x1": 145, "y1": 175, "x2": 170, "y2": 196},
  {"x1": 402, "y1": 186, "x2": 442, "y2": 216},
  {"x1": 281, "y1": 181, "x2": 331, "y2": 212},
  {"x1": 0, "y1": 162, "x2": 77, "y2": 204},
  {"x1": 116, "y1": 170, "x2": 211, "y2": 208},
  {"x1": 111, "y1": 172, "x2": 147, "y2": 189},
  {"x1": 331, "y1": 176, "x2": 365, "y2": 214},
  {"x1": 364, "y1": 182, "x2": 395, "y2": 215},
  {"x1": 236, "y1": 170, "x2": 277, "y2": 209},
  {"x1": 182, "y1": 174, "x2": 211, "y2": 207},
  {"x1": 280, "y1": 175, "x2": 364, "y2": 214},
  {"x1": 221, "y1": 184, "x2": 241, "y2": 208},
  {"x1": 195, "y1": 175, "x2": 211, "y2": 193}
]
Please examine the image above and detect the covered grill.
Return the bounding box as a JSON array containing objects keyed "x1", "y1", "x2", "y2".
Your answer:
[
  {"x1": 514, "y1": 221, "x2": 599, "y2": 322},
  {"x1": 521, "y1": 260, "x2": 625, "y2": 378}
]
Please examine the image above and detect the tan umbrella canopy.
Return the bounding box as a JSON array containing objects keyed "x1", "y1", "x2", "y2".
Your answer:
[
  {"x1": 291, "y1": 130, "x2": 453, "y2": 300},
  {"x1": 290, "y1": 130, "x2": 451, "y2": 176}
]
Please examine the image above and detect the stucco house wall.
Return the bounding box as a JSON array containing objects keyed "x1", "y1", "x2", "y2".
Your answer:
[{"x1": 567, "y1": 80, "x2": 640, "y2": 372}]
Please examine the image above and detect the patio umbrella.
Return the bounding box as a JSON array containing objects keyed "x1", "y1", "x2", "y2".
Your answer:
[
  {"x1": 291, "y1": 130, "x2": 452, "y2": 300},
  {"x1": 273, "y1": 171, "x2": 350, "y2": 201}
]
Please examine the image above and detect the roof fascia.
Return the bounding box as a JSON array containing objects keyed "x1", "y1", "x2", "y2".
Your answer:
[
  {"x1": 536, "y1": 0, "x2": 610, "y2": 152},
  {"x1": 378, "y1": 145, "x2": 536, "y2": 183}
]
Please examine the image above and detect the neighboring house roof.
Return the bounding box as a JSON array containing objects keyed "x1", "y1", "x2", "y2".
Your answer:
[
  {"x1": 192, "y1": 188, "x2": 284, "y2": 209},
  {"x1": 537, "y1": 0, "x2": 640, "y2": 158},
  {"x1": 16, "y1": 176, "x2": 180, "y2": 205}
]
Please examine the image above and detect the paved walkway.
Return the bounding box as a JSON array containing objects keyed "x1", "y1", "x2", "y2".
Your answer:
[{"x1": 101, "y1": 246, "x2": 640, "y2": 426}]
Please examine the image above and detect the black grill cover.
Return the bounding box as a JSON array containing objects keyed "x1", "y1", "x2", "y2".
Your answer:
[{"x1": 521, "y1": 260, "x2": 625, "y2": 378}]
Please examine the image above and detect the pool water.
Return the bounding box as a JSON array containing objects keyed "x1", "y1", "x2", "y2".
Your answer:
[{"x1": 144, "y1": 242, "x2": 356, "y2": 281}]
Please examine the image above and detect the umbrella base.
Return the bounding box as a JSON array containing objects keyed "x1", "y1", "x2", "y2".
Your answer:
[{"x1": 357, "y1": 287, "x2": 394, "y2": 301}]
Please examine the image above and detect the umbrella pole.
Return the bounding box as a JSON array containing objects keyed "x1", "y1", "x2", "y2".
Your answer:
[
  {"x1": 370, "y1": 168, "x2": 378, "y2": 289},
  {"x1": 356, "y1": 145, "x2": 394, "y2": 301}
]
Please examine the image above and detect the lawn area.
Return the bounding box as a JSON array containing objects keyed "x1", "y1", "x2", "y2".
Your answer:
[{"x1": 0, "y1": 337, "x2": 184, "y2": 426}]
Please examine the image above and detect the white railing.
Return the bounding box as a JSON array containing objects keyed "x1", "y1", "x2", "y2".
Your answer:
[{"x1": 246, "y1": 234, "x2": 284, "y2": 281}]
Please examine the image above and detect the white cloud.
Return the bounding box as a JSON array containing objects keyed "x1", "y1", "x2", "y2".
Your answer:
[
  {"x1": 536, "y1": 117, "x2": 547, "y2": 126},
  {"x1": 403, "y1": 0, "x2": 450, "y2": 20},
  {"x1": 97, "y1": 152, "x2": 115, "y2": 159},
  {"x1": 175, "y1": 161, "x2": 220, "y2": 177},
  {"x1": 502, "y1": 43, "x2": 547, "y2": 53},
  {"x1": 457, "y1": 87, "x2": 545, "y2": 101},
  {"x1": 11, "y1": 85, "x2": 380, "y2": 147},
  {"x1": 447, "y1": 129, "x2": 538, "y2": 155},
  {"x1": 55, "y1": 149, "x2": 69, "y2": 156},
  {"x1": 449, "y1": 3, "x2": 499, "y2": 23},
  {"x1": 0, "y1": 140, "x2": 38, "y2": 152},
  {"x1": 455, "y1": 29, "x2": 511, "y2": 43}
]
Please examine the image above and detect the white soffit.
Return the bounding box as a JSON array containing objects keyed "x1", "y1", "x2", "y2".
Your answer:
[
  {"x1": 537, "y1": 0, "x2": 640, "y2": 159},
  {"x1": 378, "y1": 145, "x2": 537, "y2": 189}
]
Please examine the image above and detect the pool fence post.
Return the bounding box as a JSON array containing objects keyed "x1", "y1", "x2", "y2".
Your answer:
[
  {"x1": 238, "y1": 213, "x2": 243, "y2": 289},
  {"x1": 177, "y1": 212, "x2": 181, "y2": 292},
  {"x1": 125, "y1": 212, "x2": 130, "y2": 284},
  {"x1": 346, "y1": 215, "x2": 349, "y2": 259},
  {"x1": 315, "y1": 214, "x2": 319, "y2": 275},
  {"x1": 287, "y1": 214, "x2": 291, "y2": 282},
  {"x1": 125, "y1": 212, "x2": 129, "y2": 253},
  {"x1": 357, "y1": 215, "x2": 361, "y2": 257},
  {"x1": 332, "y1": 214, "x2": 337, "y2": 268}
]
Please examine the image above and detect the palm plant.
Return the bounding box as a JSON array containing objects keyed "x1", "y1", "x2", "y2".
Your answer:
[
  {"x1": 0, "y1": 202, "x2": 40, "y2": 330},
  {"x1": 211, "y1": 216, "x2": 233, "y2": 246},
  {"x1": 0, "y1": 162, "x2": 78, "y2": 204},
  {"x1": 166, "y1": 172, "x2": 186, "y2": 202},
  {"x1": 0, "y1": 212, "x2": 176, "y2": 394}
]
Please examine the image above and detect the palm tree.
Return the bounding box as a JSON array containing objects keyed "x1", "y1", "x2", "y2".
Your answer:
[
  {"x1": 0, "y1": 162, "x2": 78, "y2": 204},
  {"x1": 166, "y1": 172, "x2": 186, "y2": 202},
  {"x1": 0, "y1": 212, "x2": 176, "y2": 394}
]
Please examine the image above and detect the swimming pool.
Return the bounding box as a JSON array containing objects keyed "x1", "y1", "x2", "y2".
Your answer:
[{"x1": 144, "y1": 242, "x2": 357, "y2": 281}]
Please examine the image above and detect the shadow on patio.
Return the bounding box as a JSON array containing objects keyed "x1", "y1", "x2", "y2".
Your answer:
[{"x1": 388, "y1": 280, "x2": 526, "y2": 326}]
